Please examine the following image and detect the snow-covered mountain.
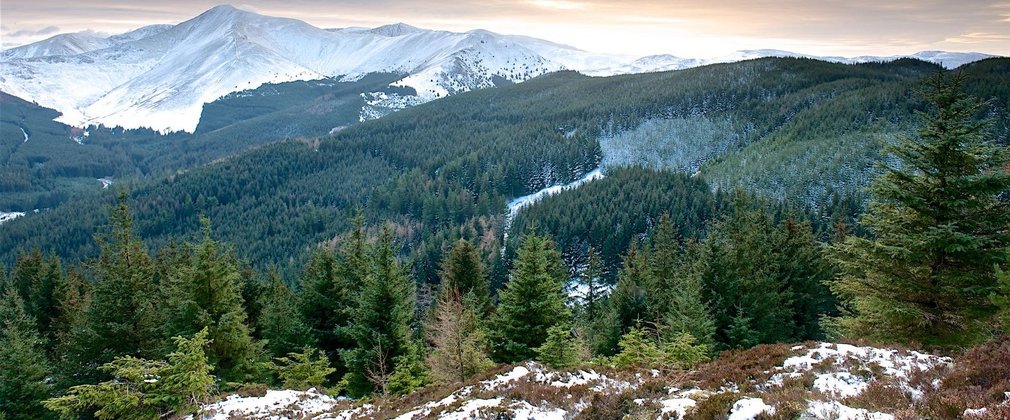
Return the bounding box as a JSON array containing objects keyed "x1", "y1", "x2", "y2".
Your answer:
[{"x1": 0, "y1": 5, "x2": 998, "y2": 133}]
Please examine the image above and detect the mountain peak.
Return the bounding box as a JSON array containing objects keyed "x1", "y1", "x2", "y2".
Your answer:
[{"x1": 368, "y1": 22, "x2": 423, "y2": 37}]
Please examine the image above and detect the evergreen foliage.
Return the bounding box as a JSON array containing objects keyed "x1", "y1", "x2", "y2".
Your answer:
[
  {"x1": 271, "y1": 347, "x2": 336, "y2": 390},
  {"x1": 0, "y1": 289, "x2": 53, "y2": 419},
  {"x1": 535, "y1": 325, "x2": 580, "y2": 369},
  {"x1": 43, "y1": 328, "x2": 213, "y2": 420},
  {"x1": 258, "y1": 271, "x2": 312, "y2": 358},
  {"x1": 830, "y1": 74, "x2": 1010, "y2": 348},
  {"x1": 490, "y1": 234, "x2": 571, "y2": 363},
  {"x1": 341, "y1": 227, "x2": 416, "y2": 397},
  {"x1": 160, "y1": 218, "x2": 263, "y2": 383}
]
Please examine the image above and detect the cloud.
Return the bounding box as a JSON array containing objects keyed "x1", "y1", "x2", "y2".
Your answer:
[
  {"x1": 528, "y1": 0, "x2": 588, "y2": 10},
  {"x1": 7, "y1": 25, "x2": 60, "y2": 37}
]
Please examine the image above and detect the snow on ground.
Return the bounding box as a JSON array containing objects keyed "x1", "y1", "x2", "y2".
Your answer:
[
  {"x1": 806, "y1": 400, "x2": 895, "y2": 420},
  {"x1": 769, "y1": 342, "x2": 951, "y2": 400},
  {"x1": 195, "y1": 343, "x2": 959, "y2": 419},
  {"x1": 98, "y1": 178, "x2": 114, "y2": 189},
  {"x1": 193, "y1": 388, "x2": 342, "y2": 419},
  {"x1": 728, "y1": 397, "x2": 775, "y2": 419},
  {"x1": 19, "y1": 127, "x2": 28, "y2": 142},
  {"x1": 0, "y1": 211, "x2": 26, "y2": 225}
]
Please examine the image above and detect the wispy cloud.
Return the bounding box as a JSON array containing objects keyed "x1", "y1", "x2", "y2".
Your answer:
[
  {"x1": 528, "y1": 0, "x2": 587, "y2": 10},
  {"x1": 7, "y1": 25, "x2": 60, "y2": 37}
]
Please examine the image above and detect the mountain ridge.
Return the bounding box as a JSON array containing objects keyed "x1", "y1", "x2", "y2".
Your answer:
[{"x1": 0, "y1": 4, "x2": 999, "y2": 133}]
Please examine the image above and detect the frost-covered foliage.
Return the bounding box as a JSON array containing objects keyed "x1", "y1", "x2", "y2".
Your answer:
[{"x1": 600, "y1": 116, "x2": 746, "y2": 174}]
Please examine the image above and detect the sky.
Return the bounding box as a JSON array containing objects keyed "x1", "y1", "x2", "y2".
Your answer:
[{"x1": 2, "y1": 1, "x2": 1009, "y2": 58}]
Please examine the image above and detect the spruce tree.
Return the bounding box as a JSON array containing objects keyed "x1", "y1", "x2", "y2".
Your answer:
[
  {"x1": 271, "y1": 347, "x2": 336, "y2": 390},
  {"x1": 81, "y1": 194, "x2": 162, "y2": 381},
  {"x1": 576, "y1": 246, "x2": 607, "y2": 321},
  {"x1": 661, "y1": 241, "x2": 716, "y2": 349},
  {"x1": 0, "y1": 288, "x2": 52, "y2": 419},
  {"x1": 341, "y1": 227, "x2": 416, "y2": 397},
  {"x1": 160, "y1": 218, "x2": 262, "y2": 383},
  {"x1": 298, "y1": 215, "x2": 366, "y2": 373},
  {"x1": 490, "y1": 234, "x2": 570, "y2": 363},
  {"x1": 438, "y1": 240, "x2": 492, "y2": 317},
  {"x1": 258, "y1": 272, "x2": 312, "y2": 357},
  {"x1": 535, "y1": 324, "x2": 580, "y2": 369},
  {"x1": 831, "y1": 74, "x2": 1010, "y2": 348},
  {"x1": 596, "y1": 244, "x2": 650, "y2": 356}
]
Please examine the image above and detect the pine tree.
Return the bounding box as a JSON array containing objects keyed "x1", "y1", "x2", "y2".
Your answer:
[
  {"x1": 661, "y1": 333, "x2": 709, "y2": 370},
  {"x1": 341, "y1": 227, "x2": 416, "y2": 397},
  {"x1": 490, "y1": 234, "x2": 570, "y2": 363},
  {"x1": 438, "y1": 240, "x2": 492, "y2": 317},
  {"x1": 831, "y1": 74, "x2": 1010, "y2": 348},
  {"x1": 425, "y1": 290, "x2": 493, "y2": 384},
  {"x1": 0, "y1": 288, "x2": 52, "y2": 420},
  {"x1": 535, "y1": 324, "x2": 580, "y2": 369}
]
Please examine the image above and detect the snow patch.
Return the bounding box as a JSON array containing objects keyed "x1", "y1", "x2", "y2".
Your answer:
[
  {"x1": 192, "y1": 388, "x2": 340, "y2": 419},
  {"x1": 19, "y1": 127, "x2": 28, "y2": 143},
  {"x1": 728, "y1": 397, "x2": 775, "y2": 420},
  {"x1": 806, "y1": 400, "x2": 895, "y2": 420},
  {"x1": 0, "y1": 211, "x2": 26, "y2": 225}
]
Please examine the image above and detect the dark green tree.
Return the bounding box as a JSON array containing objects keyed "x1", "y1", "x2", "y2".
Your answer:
[
  {"x1": 0, "y1": 288, "x2": 53, "y2": 419},
  {"x1": 438, "y1": 240, "x2": 492, "y2": 317},
  {"x1": 258, "y1": 271, "x2": 312, "y2": 358},
  {"x1": 830, "y1": 74, "x2": 1010, "y2": 348},
  {"x1": 341, "y1": 227, "x2": 416, "y2": 397},
  {"x1": 490, "y1": 234, "x2": 570, "y2": 363},
  {"x1": 160, "y1": 218, "x2": 262, "y2": 383},
  {"x1": 79, "y1": 194, "x2": 162, "y2": 382}
]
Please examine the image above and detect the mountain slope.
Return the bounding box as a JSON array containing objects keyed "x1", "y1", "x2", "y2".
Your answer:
[
  {"x1": 5, "y1": 58, "x2": 1006, "y2": 277},
  {"x1": 1, "y1": 5, "x2": 998, "y2": 133}
]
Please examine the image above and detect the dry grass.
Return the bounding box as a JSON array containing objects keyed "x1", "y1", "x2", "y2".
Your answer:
[{"x1": 689, "y1": 343, "x2": 801, "y2": 391}]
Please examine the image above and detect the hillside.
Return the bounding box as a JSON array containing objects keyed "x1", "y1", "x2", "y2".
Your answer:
[
  {"x1": 2, "y1": 58, "x2": 1007, "y2": 278},
  {"x1": 0, "y1": 74, "x2": 402, "y2": 211},
  {"x1": 191, "y1": 341, "x2": 1009, "y2": 419}
]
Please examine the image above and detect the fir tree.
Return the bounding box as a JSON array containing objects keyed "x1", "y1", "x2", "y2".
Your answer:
[
  {"x1": 341, "y1": 227, "x2": 416, "y2": 397},
  {"x1": 490, "y1": 234, "x2": 570, "y2": 363},
  {"x1": 0, "y1": 288, "x2": 52, "y2": 420},
  {"x1": 258, "y1": 271, "x2": 312, "y2": 357},
  {"x1": 80, "y1": 194, "x2": 162, "y2": 381},
  {"x1": 535, "y1": 324, "x2": 580, "y2": 369},
  {"x1": 831, "y1": 74, "x2": 1010, "y2": 348},
  {"x1": 160, "y1": 218, "x2": 262, "y2": 383},
  {"x1": 438, "y1": 240, "x2": 492, "y2": 317},
  {"x1": 271, "y1": 347, "x2": 336, "y2": 390}
]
